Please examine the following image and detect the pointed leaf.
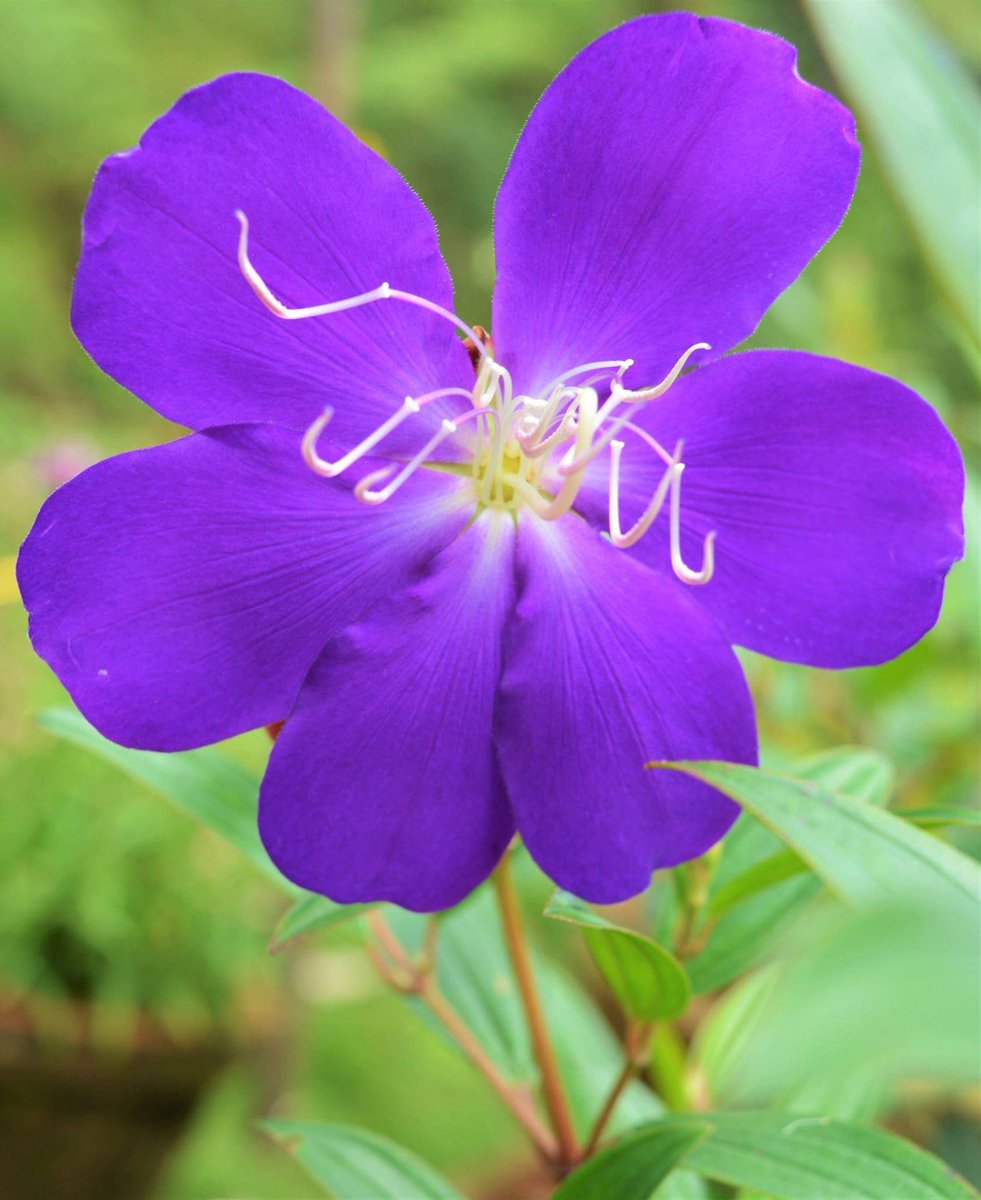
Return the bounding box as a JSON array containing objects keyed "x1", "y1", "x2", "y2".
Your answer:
[
  {"x1": 264, "y1": 1120, "x2": 465, "y2": 1200},
  {"x1": 689, "y1": 747, "x2": 894, "y2": 992},
  {"x1": 39, "y1": 707, "x2": 281, "y2": 883},
  {"x1": 545, "y1": 890, "x2": 690, "y2": 1020},
  {"x1": 806, "y1": 0, "x2": 980, "y2": 334},
  {"x1": 554, "y1": 1122, "x2": 710, "y2": 1200},
  {"x1": 652, "y1": 761, "x2": 979, "y2": 917},
  {"x1": 271, "y1": 893, "x2": 377, "y2": 951},
  {"x1": 676, "y1": 1111, "x2": 975, "y2": 1200}
]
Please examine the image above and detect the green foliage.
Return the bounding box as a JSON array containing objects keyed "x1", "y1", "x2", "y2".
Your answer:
[
  {"x1": 553, "y1": 1122, "x2": 708, "y2": 1200},
  {"x1": 560, "y1": 1113, "x2": 976, "y2": 1200},
  {"x1": 270, "y1": 893, "x2": 377, "y2": 952},
  {"x1": 264, "y1": 1120, "x2": 465, "y2": 1199},
  {"x1": 0, "y1": 710, "x2": 279, "y2": 1029},
  {"x1": 39, "y1": 708, "x2": 278, "y2": 882},
  {"x1": 694, "y1": 896, "x2": 980, "y2": 1113},
  {"x1": 654, "y1": 759, "x2": 979, "y2": 915},
  {"x1": 545, "y1": 890, "x2": 691, "y2": 1021},
  {"x1": 685, "y1": 745, "x2": 893, "y2": 993},
  {"x1": 806, "y1": 0, "x2": 980, "y2": 337}
]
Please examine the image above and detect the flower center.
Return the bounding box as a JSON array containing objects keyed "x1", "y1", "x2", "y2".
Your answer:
[{"x1": 235, "y1": 210, "x2": 715, "y2": 585}]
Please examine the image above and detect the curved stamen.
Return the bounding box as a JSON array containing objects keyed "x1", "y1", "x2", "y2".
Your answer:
[
  {"x1": 556, "y1": 341, "x2": 711, "y2": 479},
  {"x1": 608, "y1": 342, "x2": 711, "y2": 405},
  {"x1": 355, "y1": 408, "x2": 496, "y2": 505},
  {"x1": 235, "y1": 210, "x2": 494, "y2": 363},
  {"x1": 539, "y1": 358, "x2": 634, "y2": 398},
  {"x1": 518, "y1": 395, "x2": 582, "y2": 459},
  {"x1": 617, "y1": 420, "x2": 677, "y2": 469},
  {"x1": 506, "y1": 387, "x2": 599, "y2": 521},
  {"x1": 302, "y1": 387, "x2": 473, "y2": 478},
  {"x1": 607, "y1": 439, "x2": 682, "y2": 549},
  {"x1": 669, "y1": 462, "x2": 716, "y2": 585},
  {"x1": 236, "y1": 211, "x2": 390, "y2": 319}
]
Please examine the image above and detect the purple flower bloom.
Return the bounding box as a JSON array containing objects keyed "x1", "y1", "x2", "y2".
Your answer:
[{"x1": 19, "y1": 15, "x2": 963, "y2": 911}]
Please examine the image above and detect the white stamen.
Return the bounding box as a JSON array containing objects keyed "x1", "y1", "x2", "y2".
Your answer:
[
  {"x1": 669, "y1": 462, "x2": 717, "y2": 585},
  {"x1": 557, "y1": 341, "x2": 711, "y2": 477},
  {"x1": 233, "y1": 213, "x2": 716, "y2": 584},
  {"x1": 354, "y1": 409, "x2": 492, "y2": 505},
  {"x1": 608, "y1": 439, "x2": 681, "y2": 549},
  {"x1": 608, "y1": 342, "x2": 710, "y2": 405},
  {"x1": 539, "y1": 358, "x2": 634, "y2": 399},
  {"x1": 301, "y1": 387, "x2": 472, "y2": 478},
  {"x1": 235, "y1": 210, "x2": 491, "y2": 358}
]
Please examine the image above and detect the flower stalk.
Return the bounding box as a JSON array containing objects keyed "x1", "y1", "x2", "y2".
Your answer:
[
  {"x1": 581, "y1": 1018, "x2": 652, "y2": 1158},
  {"x1": 492, "y1": 852, "x2": 580, "y2": 1171},
  {"x1": 363, "y1": 910, "x2": 558, "y2": 1163}
]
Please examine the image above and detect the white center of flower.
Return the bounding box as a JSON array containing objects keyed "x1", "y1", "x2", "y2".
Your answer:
[{"x1": 235, "y1": 210, "x2": 715, "y2": 585}]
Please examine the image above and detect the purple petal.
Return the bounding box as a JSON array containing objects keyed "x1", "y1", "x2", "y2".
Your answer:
[
  {"x1": 575, "y1": 351, "x2": 965, "y2": 667},
  {"x1": 493, "y1": 14, "x2": 859, "y2": 396},
  {"x1": 73, "y1": 73, "x2": 472, "y2": 449},
  {"x1": 18, "y1": 426, "x2": 469, "y2": 750},
  {"x1": 259, "y1": 512, "x2": 515, "y2": 911},
  {"x1": 495, "y1": 516, "x2": 757, "y2": 904}
]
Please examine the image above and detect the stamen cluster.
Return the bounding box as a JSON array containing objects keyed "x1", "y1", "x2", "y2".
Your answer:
[{"x1": 236, "y1": 211, "x2": 716, "y2": 585}]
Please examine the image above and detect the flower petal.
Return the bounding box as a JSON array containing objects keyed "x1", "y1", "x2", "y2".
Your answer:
[
  {"x1": 493, "y1": 14, "x2": 859, "y2": 396},
  {"x1": 73, "y1": 72, "x2": 472, "y2": 447},
  {"x1": 18, "y1": 426, "x2": 470, "y2": 750},
  {"x1": 496, "y1": 515, "x2": 757, "y2": 904},
  {"x1": 575, "y1": 350, "x2": 965, "y2": 667},
  {"x1": 259, "y1": 511, "x2": 515, "y2": 912}
]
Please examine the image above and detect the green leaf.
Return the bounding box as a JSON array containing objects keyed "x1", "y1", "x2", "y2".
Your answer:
[
  {"x1": 676, "y1": 1111, "x2": 975, "y2": 1200},
  {"x1": 389, "y1": 887, "x2": 535, "y2": 1083},
  {"x1": 903, "y1": 805, "x2": 981, "y2": 829},
  {"x1": 687, "y1": 874, "x2": 818, "y2": 995},
  {"x1": 806, "y1": 0, "x2": 980, "y2": 335},
  {"x1": 652, "y1": 761, "x2": 979, "y2": 916},
  {"x1": 545, "y1": 890, "x2": 691, "y2": 1020},
  {"x1": 264, "y1": 1120, "x2": 465, "y2": 1200},
  {"x1": 706, "y1": 848, "x2": 805, "y2": 918},
  {"x1": 270, "y1": 893, "x2": 376, "y2": 952},
  {"x1": 702, "y1": 897, "x2": 980, "y2": 1108},
  {"x1": 688, "y1": 967, "x2": 779, "y2": 1110},
  {"x1": 39, "y1": 707, "x2": 281, "y2": 884},
  {"x1": 539, "y1": 963, "x2": 710, "y2": 1200},
  {"x1": 566, "y1": 1113, "x2": 974, "y2": 1200},
  {"x1": 794, "y1": 745, "x2": 895, "y2": 808},
  {"x1": 688, "y1": 747, "x2": 895, "y2": 992},
  {"x1": 554, "y1": 1122, "x2": 710, "y2": 1200}
]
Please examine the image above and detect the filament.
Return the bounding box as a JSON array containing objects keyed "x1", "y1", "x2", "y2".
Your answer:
[
  {"x1": 668, "y1": 463, "x2": 717, "y2": 585},
  {"x1": 232, "y1": 212, "x2": 715, "y2": 582},
  {"x1": 235, "y1": 210, "x2": 492, "y2": 359}
]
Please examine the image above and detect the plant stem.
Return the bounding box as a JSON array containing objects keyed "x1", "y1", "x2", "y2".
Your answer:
[
  {"x1": 673, "y1": 853, "x2": 716, "y2": 959},
  {"x1": 492, "y1": 853, "x2": 580, "y2": 1170},
  {"x1": 581, "y1": 1019, "x2": 651, "y2": 1158},
  {"x1": 364, "y1": 910, "x2": 558, "y2": 1162}
]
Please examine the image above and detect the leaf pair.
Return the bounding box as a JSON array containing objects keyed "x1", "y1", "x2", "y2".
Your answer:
[{"x1": 265, "y1": 1112, "x2": 976, "y2": 1200}]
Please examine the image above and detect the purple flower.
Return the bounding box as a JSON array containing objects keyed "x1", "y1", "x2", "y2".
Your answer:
[{"x1": 19, "y1": 15, "x2": 963, "y2": 911}]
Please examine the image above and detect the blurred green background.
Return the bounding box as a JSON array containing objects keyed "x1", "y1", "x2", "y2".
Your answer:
[{"x1": 0, "y1": 1, "x2": 977, "y2": 1197}]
